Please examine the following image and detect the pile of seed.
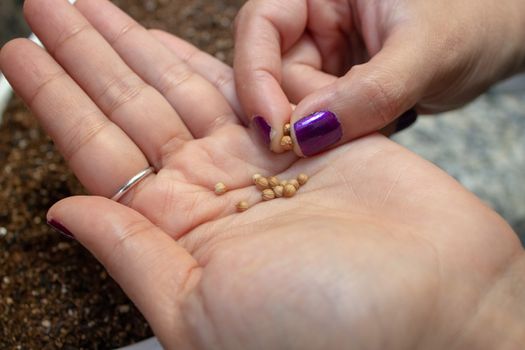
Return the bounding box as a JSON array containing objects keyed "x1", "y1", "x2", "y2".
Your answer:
[{"x1": 214, "y1": 173, "x2": 309, "y2": 212}]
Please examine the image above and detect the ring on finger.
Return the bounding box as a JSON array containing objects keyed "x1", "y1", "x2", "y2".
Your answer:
[{"x1": 111, "y1": 166, "x2": 155, "y2": 202}]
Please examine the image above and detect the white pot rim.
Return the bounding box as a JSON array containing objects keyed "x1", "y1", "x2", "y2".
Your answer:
[{"x1": 0, "y1": 74, "x2": 12, "y2": 122}]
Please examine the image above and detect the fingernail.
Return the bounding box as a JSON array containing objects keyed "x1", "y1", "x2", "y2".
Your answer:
[
  {"x1": 47, "y1": 219, "x2": 75, "y2": 239},
  {"x1": 395, "y1": 109, "x2": 418, "y2": 132},
  {"x1": 294, "y1": 111, "x2": 342, "y2": 156},
  {"x1": 252, "y1": 116, "x2": 272, "y2": 146}
]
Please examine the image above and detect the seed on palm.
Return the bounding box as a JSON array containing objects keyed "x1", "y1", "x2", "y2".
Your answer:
[
  {"x1": 288, "y1": 179, "x2": 300, "y2": 190},
  {"x1": 214, "y1": 182, "x2": 227, "y2": 195},
  {"x1": 255, "y1": 176, "x2": 270, "y2": 190},
  {"x1": 297, "y1": 173, "x2": 309, "y2": 185},
  {"x1": 283, "y1": 184, "x2": 297, "y2": 197},
  {"x1": 236, "y1": 201, "x2": 249, "y2": 212},
  {"x1": 273, "y1": 185, "x2": 284, "y2": 198},
  {"x1": 268, "y1": 176, "x2": 280, "y2": 188},
  {"x1": 262, "y1": 189, "x2": 276, "y2": 201}
]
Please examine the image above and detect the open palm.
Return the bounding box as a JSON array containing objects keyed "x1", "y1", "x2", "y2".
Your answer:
[{"x1": 2, "y1": 0, "x2": 523, "y2": 349}]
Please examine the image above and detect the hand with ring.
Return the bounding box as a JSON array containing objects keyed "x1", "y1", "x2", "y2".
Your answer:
[{"x1": 2, "y1": 0, "x2": 525, "y2": 348}]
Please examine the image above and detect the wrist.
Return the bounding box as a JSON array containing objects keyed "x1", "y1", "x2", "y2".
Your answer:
[{"x1": 456, "y1": 253, "x2": 525, "y2": 349}]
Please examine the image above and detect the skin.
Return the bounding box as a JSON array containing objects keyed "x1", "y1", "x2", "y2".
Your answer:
[
  {"x1": 233, "y1": 0, "x2": 525, "y2": 154},
  {"x1": 1, "y1": 0, "x2": 525, "y2": 348}
]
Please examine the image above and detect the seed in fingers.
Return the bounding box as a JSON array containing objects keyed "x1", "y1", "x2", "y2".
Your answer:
[
  {"x1": 283, "y1": 123, "x2": 291, "y2": 136},
  {"x1": 280, "y1": 136, "x2": 293, "y2": 151}
]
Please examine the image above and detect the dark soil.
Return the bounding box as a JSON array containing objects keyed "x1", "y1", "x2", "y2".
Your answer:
[{"x1": 0, "y1": 0, "x2": 245, "y2": 348}]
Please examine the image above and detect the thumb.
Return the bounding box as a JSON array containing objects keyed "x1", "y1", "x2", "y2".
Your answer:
[
  {"x1": 47, "y1": 196, "x2": 200, "y2": 347},
  {"x1": 290, "y1": 34, "x2": 427, "y2": 157}
]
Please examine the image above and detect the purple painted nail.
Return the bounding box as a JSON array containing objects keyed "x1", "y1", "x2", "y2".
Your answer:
[
  {"x1": 47, "y1": 219, "x2": 75, "y2": 239},
  {"x1": 252, "y1": 116, "x2": 272, "y2": 146},
  {"x1": 294, "y1": 111, "x2": 342, "y2": 156}
]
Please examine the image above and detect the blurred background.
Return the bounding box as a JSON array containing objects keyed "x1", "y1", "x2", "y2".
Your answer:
[
  {"x1": 0, "y1": 0, "x2": 29, "y2": 48},
  {"x1": 0, "y1": 0, "x2": 524, "y2": 348}
]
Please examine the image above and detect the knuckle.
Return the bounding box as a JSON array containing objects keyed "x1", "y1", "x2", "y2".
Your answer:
[
  {"x1": 52, "y1": 24, "x2": 92, "y2": 54},
  {"x1": 109, "y1": 22, "x2": 140, "y2": 46},
  {"x1": 354, "y1": 68, "x2": 406, "y2": 127},
  {"x1": 156, "y1": 61, "x2": 194, "y2": 96},
  {"x1": 61, "y1": 117, "x2": 109, "y2": 162},
  {"x1": 213, "y1": 71, "x2": 233, "y2": 90},
  {"x1": 105, "y1": 219, "x2": 153, "y2": 267},
  {"x1": 98, "y1": 74, "x2": 148, "y2": 114}
]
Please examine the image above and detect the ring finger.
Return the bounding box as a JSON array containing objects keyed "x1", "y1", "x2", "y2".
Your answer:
[{"x1": 0, "y1": 39, "x2": 151, "y2": 198}]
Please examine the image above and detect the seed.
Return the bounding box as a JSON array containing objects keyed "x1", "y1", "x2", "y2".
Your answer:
[
  {"x1": 280, "y1": 180, "x2": 288, "y2": 187},
  {"x1": 289, "y1": 179, "x2": 300, "y2": 190},
  {"x1": 262, "y1": 189, "x2": 276, "y2": 201},
  {"x1": 273, "y1": 185, "x2": 284, "y2": 198},
  {"x1": 268, "y1": 176, "x2": 280, "y2": 188},
  {"x1": 214, "y1": 182, "x2": 227, "y2": 195},
  {"x1": 280, "y1": 136, "x2": 293, "y2": 151},
  {"x1": 236, "y1": 201, "x2": 249, "y2": 212},
  {"x1": 283, "y1": 123, "x2": 291, "y2": 136},
  {"x1": 297, "y1": 173, "x2": 309, "y2": 185},
  {"x1": 283, "y1": 184, "x2": 297, "y2": 197},
  {"x1": 255, "y1": 176, "x2": 270, "y2": 190},
  {"x1": 252, "y1": 174, "x2": 262, "y2": 183}
]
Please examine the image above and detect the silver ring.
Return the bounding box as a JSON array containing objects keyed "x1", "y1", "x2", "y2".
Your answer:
[{"x1": 111, "y1": 166, "x2": 155, "y2": 202}]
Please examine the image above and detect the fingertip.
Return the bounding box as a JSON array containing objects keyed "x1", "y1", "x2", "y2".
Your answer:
[{"x1": 1, "y1": 38, "x2": 29, "y2": 62}]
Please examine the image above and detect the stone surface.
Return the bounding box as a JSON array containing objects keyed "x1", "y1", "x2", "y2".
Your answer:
[{"x1": 393, "y1": 87, "x2": 525, "y2": 243}]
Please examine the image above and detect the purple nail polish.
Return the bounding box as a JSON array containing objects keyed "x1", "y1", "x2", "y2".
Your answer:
[
  {"x1": 395, "y1": 109, "x2": 418, "y2": 132},
  {"x1": 47, "y1": 219, "x2": 75, "y2": 239},
  {"x1": 252, "y1": 116, "x2": 271, "y2": 145},
  {"x1": 294, "y1": 111, "x2": 342, "y2": 156}
]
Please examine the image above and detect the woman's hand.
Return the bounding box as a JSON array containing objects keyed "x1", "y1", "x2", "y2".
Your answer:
[
  {"x1": 234, "y1": 0, "x2": 525, "y2": 156},
  {"x1": 2, "y1": 0, "x2": 525, "y2": 349}
]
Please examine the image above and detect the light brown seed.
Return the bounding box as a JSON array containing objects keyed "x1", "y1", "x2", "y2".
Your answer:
[
  {"x1": 283, "y1": 184, "x2": 297, "y2": 197},
  {"x1": 268, "y1": 176, "x2": 280, "y2": 188},
  {"x1": 214, "y1": 182, "x2": 227, "y2": 195},
  {"x1": 262, "y1": 189, "x2": 276, "y2": 201},
  {"x1": 255, "y1": 176, "x2": 270, "y2": 190},
  {"x1": 297, "y1": 173, "x2": 309, "y2": 185},
  {"x1": 280, "y1": 136, "x2": 293, "y2": 151},
  {"x1": 280, "y1": 180, "x2": 288, "y2": 187},
  {"x1": 289, "y1": 179, "x2": 300, "y2": 190},
  {"x1": 273, "y1": 185, "x2": 284, "y2": 198},
  {"x1": 252, "y1": 173, "x2": 262, "y2": 183},
  {"x1": 283, "y1": 123, "x2": 291, "y2": 136},
  {"x1": 236, "y1": 201, "x2": 249, "y2": 212}
]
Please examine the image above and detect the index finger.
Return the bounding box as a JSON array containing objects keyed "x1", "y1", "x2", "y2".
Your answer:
[{"x1": 233, "y1": 0, "x2": 307, "y2": 152}]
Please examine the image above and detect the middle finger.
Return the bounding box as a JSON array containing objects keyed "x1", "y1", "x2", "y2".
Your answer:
[{"x1": 75, "y1": 0, "x2": 240, "y2": 137}]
